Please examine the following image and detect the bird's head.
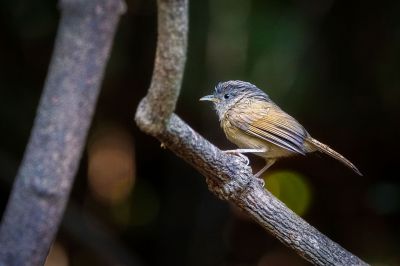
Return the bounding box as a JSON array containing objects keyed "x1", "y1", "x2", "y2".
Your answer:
[{"x1": 200, "y1": 80, "x2": 269, "y2": 119}]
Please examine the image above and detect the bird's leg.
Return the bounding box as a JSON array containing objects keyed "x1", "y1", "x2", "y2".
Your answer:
[
  {"x1": 224, "y1": 148, "x2": 267, "y2": 154},
  {"x1": 254, "y1": 159, "x2": 276, "y2": 178},
  {"x1": 223, "y1": 148, "x2": 267, "y2": 166}
]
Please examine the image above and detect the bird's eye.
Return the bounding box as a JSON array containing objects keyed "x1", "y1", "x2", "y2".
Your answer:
[{"x1": 223, "y1": 93, "x2": 230, "y2": 99}]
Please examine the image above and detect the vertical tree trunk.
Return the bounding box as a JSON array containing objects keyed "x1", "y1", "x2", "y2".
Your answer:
[{"x1": 0, "y1": 1, "x2": 125, "y2": 265}]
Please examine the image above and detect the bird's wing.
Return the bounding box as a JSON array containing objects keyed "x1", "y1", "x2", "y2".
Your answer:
[{"x1": 228, "y1": 100, "x2": 308, "y2": 155}]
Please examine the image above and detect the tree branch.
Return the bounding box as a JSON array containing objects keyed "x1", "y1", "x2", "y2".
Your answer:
[
  {"x1": 135, "y1": 0, "x2": 368, "y2": 265},
  {"x1": 0, "y1": 1, "x2": 125, "y2": 265}
]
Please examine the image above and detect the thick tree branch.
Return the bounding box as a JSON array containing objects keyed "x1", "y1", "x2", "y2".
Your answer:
[
  {"x1": 135, "y1": 0, "x2": 368, "y2": 265},
  {"x1": 0, "y1": 1, "x2": 125, "y2": 265},
  {"x1": 136, "y1": 0, "x2": 188, "y2": 134}
]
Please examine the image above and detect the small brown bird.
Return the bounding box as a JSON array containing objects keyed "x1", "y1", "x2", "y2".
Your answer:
[{"x1": 200, "y1": 80, "x2": 362, "y2": 177}]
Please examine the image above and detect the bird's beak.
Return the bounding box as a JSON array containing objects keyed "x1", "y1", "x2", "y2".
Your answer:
[{"x1": 199, "y1": 95, "x2": 219, "y2": 103}]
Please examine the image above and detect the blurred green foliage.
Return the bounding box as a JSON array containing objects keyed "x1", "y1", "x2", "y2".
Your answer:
[{"x1": 265, "y1": 170, "x2": 312, "y2": 216}]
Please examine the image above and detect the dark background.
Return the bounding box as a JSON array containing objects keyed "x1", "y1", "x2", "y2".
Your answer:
[{"x1": 1, "y1": 0, "x2": 399, "y2": 265}]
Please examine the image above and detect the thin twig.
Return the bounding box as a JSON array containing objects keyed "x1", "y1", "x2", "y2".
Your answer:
[
  {"x1": 135, "y1": 0, "x2": 368, "y2": 265},
  {"x1": 0, "y1": 1, "x2": 125, "y2": 265}
]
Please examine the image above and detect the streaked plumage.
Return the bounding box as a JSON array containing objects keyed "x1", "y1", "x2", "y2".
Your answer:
[{"x1": 200, "y1": 80, "x2": 362, "y2": 177}]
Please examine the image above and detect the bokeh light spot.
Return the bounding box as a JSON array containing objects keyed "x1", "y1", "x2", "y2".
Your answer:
[
  {"x1": 44, "y1": 242, "x2": 69, "y2": 266},
  {"x1": 263, "y1": 170, "x2": 312, "y2": 216},
  {"x1": 88, "y1": 125, "x2": 135, "y2": 205}
]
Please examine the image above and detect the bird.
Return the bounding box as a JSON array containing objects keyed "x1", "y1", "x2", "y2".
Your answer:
[{"x1": 200, "y1": 80, "x2": 362, "y2": 177}]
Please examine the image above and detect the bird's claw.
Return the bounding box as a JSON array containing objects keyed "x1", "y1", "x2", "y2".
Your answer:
[
  {"x1": 256, "y1": 177, "x2": 265, "y2": 187},
  {"x1": 237, "y1": 153, "x2": 250, "y2": 166},
  {"x1": 223, "y1": 150, "x2": 250, "y2": 166}
]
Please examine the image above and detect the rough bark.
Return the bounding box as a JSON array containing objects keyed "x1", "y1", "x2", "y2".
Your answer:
[
  {"x1": 0, "y1": 1, "x2": 125, "y2": 265},
  {"x1": 135, "y1": 0, "x2": 369, "y2": 265}
]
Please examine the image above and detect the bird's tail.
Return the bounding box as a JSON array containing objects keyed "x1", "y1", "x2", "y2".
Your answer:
[{"x1": 306, "y1": 137, "x2": 362, "y2": 176}]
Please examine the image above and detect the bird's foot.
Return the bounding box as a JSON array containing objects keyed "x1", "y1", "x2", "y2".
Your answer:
[{"x1": 223, "y1": 150, "x2": 250, "y2": 166}]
